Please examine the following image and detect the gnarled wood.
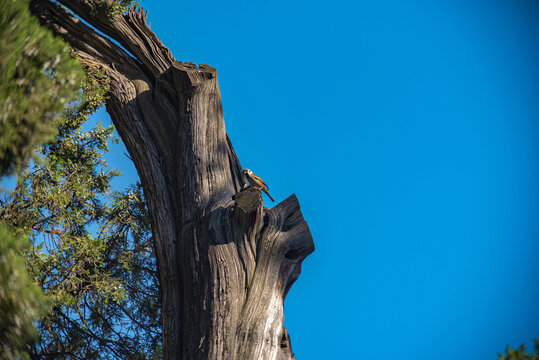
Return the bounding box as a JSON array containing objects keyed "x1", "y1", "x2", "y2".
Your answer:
[{"x1": 30, "y1": 1, "x2": 314, "y2": 358}]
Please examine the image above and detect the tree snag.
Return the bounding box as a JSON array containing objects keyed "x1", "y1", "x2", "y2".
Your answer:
[{"x1": 30, "y1": 1, "x2": 314, "y2": 359}]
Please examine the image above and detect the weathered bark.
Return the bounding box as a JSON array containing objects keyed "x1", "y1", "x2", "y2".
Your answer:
[{"x1": 30, "y1": 1, "x2": 314, "y2": 359}]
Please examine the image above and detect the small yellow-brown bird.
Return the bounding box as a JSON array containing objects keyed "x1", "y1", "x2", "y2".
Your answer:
[{"x1": 243, "y1": 168, "x2": 275, "y2": 202}]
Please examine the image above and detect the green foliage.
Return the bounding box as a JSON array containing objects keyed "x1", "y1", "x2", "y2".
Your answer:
[
  {"x1": 0, "y1": 1, "x2": 85, "y2": 357},
  {"x1": 498, "y1": 341, "x2": 539, "y2": 360},
  {"x1": 0, "y1": 0, "x2": 84, "y2": 176},
  {"x1": 0, "y1": 223, "x2": 48, "y2": 360},
  {"x1": 0, "y1": 0, "x2": 160, "y2": 353},
  {"x1": 1, "y1": 68, "x2": 161, "y2": 359},
  {"x1": 93, "y1": 0, "x2": 139, "y2": 21}
]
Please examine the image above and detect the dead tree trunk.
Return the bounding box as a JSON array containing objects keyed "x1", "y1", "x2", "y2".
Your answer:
[{"x1": 30, "y1": 1, "x2": 314, "y2": 359}]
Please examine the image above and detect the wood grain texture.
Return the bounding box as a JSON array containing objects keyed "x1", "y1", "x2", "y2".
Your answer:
[{"x1": 30, "y1": 1, "x2": 314, "y2": 358}]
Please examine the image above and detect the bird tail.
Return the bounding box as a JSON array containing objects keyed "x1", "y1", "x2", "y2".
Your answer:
[{"x1": 263, "y1": 189, "x2": 275, "y2": 202}]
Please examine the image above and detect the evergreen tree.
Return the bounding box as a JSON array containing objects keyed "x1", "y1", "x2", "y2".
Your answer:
[
  {"x1": 1, "y1": 67, "x2": 161, "y2": 359},
  {"x1": 0, "y1": 0, "x2": 83, "y2": 176},
  {"x1": 498, "y1": 340, "x2": 539, "y2": 360},
  {"x1": 1, "y1": 1, "x2": 160, "y2": 358},
  {"x1": 0, "y1": 0, "x2": 83, "y2": 357},
  {"x1": 0, "y1": 226, "x2": 48, "y2": 360}
]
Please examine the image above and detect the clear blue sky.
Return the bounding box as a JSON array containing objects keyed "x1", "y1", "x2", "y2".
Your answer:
[{"x1": 94, "y1": 0, "x2": 539, "y2": 358}]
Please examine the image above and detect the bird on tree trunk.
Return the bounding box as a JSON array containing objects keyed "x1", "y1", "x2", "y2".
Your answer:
[{"x1": 243, "y1": 168, "x2": 275, "y2": 202}]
